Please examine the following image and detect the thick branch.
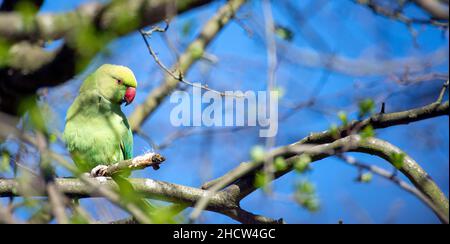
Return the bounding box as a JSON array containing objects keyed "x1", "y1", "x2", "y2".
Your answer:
[
  {"x1": 0, "y1": 177, "x2": 236, "y2": 211},
  {"x1": 191, "y1": 101, "x2": 449, "y2": 223},
  {"x1": 0, "y1": 0, "x2": 212, "y2": 42},
  {"x1": 0, "y1": 0, "x2": 214, "y2": 115},
  {"x1": 131, "y1": 101, "x2": 450, "y2": 223},
  {"x1": 220, "y1": 208, "x2": 285, "y2": 224},
  {"x1": 223, "y1": 135, "x2": 449, "y2": 223},
  {"x1": 295, "y1": 101, "x2": 449, "y2": 145},
  {"x1": 2, "y1": 98, "x2": 449, "y2": 223},
  {"x1": 2, "y1": 135, "x2": 446, "y2": 223}
]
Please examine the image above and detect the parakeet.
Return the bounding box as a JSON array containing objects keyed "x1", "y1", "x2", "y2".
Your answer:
[{"x1": 63, "y1": 64, "x2": 137, "y2": 175}]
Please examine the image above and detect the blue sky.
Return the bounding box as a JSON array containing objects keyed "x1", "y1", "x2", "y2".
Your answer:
[{"x1": 6, "y1": 0, "x2": 447, "y2": 223}]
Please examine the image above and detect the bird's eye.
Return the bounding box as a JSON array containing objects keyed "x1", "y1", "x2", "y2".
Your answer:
[{"x1": 117, "y1": 79, "x2": 123, "y2": 85}]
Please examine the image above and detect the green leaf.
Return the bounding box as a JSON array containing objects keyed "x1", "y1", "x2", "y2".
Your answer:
[
  {"x1": 0, "y1": 151, "x2": 11, "y2": 173},
  {"x1": 70, "y1": 212, "x2": 90, "y2": 224},
  {"x1": 359, "y1": 172, "x2": 373, "y2": 183},
  {"x1": 48, "y1": 134, "x2": 58, "y2": 144},
  {"x1": 151, "y1": 206, "x2": 179, "y2": 224},
  {"x1": 297, "y1": 180, "x2": 315, "y2": 194},
  {"x1": 391, "y1": 152, "x2": 405, "y2": 169},
  {"x1": 181, "y1": 19, "x2": 195, "y2": 37},
  {"x1": 360, "y1": 125, "x2": 375, "y2": 139},
  {"x1": 274, "y1": 157, "x2": 287, "y2": 171},
  {"x1": 294, "y1": 180, "x2": 320, "y2": 212},
  {"x1": 358, "y1": 98, "x2": 375, "y2": 118},
  {"x1": 254, "y1": 171, "x2": 269, "y2": 189},
  {"x1": 272, "y1": 86, "x2": 285, "y2": 100},
  {"x1": 15, "y1": 0, "x2": 38, "y2": 30},
  {"x1": 338, "y1": 111, "x2": 348, "y2": 126},
  {"x1": 74, "y1": 23, "x2": 109, "y2": 57},
  {"x1": 18, "y1": 96, "x2": 47, "y2": 133},
  {"x1": 22, "y1": 197, "x2": 39, "y2": 208},
  {"x1": 299, "y1": 197, "x2": 320, "y2": 212},
  {"x1": 330, "y1": 123, "x2": 339, "y2": 138},
  {"x1": 275, "y1": 25, "x2": 294, "y2": 42},
  {"x1": 110, "y1": 10, "x2": 138, "y2": 34},
  {"x1": 188, "y1": 42, "x2": 204, "y2": 60},
  {"x1": 250, "y1": 146, "x2": 265, "y2": 162},
  {"x1": 294, "y1": 154, "x2": 311, "y2": 173},
  {"x1": 0, "y1": 38, "x2": 11, "y2": 67}
]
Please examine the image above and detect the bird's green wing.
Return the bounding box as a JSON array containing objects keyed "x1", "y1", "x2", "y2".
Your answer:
[{"x1": 120, "y1": 127, "x2": 133, "y2": 160}]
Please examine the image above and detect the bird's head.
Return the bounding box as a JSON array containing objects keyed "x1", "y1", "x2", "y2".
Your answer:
[{"x1": 84, "y1": 64, "x2": 138, "y2": 106}]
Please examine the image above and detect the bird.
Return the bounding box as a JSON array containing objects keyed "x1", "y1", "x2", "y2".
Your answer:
[{"x1": 63, "y1": 64, "x2": 137, "y2": 176}]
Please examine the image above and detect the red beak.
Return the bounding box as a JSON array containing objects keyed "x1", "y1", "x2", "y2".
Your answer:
[{"x1": 124, "y1": 87, "x2": 136, "y2": 106}]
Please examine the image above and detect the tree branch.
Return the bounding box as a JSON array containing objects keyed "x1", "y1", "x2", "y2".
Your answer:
[
  {"x1": 0, "y1": 0, "x2": 213, "y2": 42},
  {"x1": 1, "y1": 135, "x2": 446, "y2": 223},
  {"x1": 0, "y1": 0, "x2": 214, "y2": 115},
  {"x1": 91, "y1": 152, "x2": 166, "y2": 177},
  {"x1": 189, "y1": 101, "x2": 449, "y2": 223},
  {"x1": 354, "y1": 0, "x2": 448, "y2": 26},
  {"x1": 338, "y1": 154, "x2": 443, "y2": 222},
  {"x1": 0, "y1": 203, "x2": 19, "y2": 224},
  {"x1": 46, "y1": 183, "x2": 69, "y2": 224},
  {"x1": 222, "y1": 135, "x2": 448, "y2": 223},
  {"x1": 413, "y1": 0, "x2": 449, "y2": 20},
  {"x1": 282, "y1": 44, "x2": 449, "y2": 77},
  {"x1": 295, "y1": 101, "x2": 449, "y2": 145},
  {"x1": 5, "y1": 100, "x2": 448, "y2": 223},
  {"x1": 129, "y1": 0, "x2": 248, "y2": 131}
]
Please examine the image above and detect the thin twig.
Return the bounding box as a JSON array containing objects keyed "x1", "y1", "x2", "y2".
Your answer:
[
  {"x1": 0, "y1": 203, "x2": 19, "y2": 224},
  {"x1": 47, "y1": 183, "x2": 69, "y2": 224},
  {"x1": 436, "y1": 80, "x2": 449, "y2": 103},
  {"x1": 338, "y1": 154, "x2": 443, "y2": 222},
  {"x1": 354, "y1": 0, "x2": 448, "y2": 27},
  {"x1": 262, "y1": 0, "x2": 277, "y2": 195},
  {"x1": 140, "y1": 28, "x2": 242, "y2": 98}
]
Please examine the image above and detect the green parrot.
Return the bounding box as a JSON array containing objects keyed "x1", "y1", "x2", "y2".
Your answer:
[
  {"x1": 63, "y1": 66, "x2": 158, "y2": 221},
  {"x1": 63, "y1": 64, "x2": 137, "y2": 175}
]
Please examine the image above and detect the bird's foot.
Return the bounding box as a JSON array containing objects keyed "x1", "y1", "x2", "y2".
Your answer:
[{"x1": 90, "y1": 165, "x2": 109, "y2": 177}]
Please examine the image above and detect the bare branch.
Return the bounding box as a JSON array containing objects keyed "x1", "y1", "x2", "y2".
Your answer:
[
  {"x1": 437, "y1": 80, "x2": 449, "y2": 103},
  {"x1": 129, "y1": 0, "x2": 248, "y2": 131},
  {"x1": 354, "y1": 0, "x2": 448, "y2": 26},
  {"x1": 0, "y1": 203, "x2": 19, "y2": 224},
  {"x1": 282, "y1": 44, "x2": 449, "y2": 77},
  {"x1": 224, "y1": 135, "x2": 448, "y2": 223},
  {"x1": 2, "y1": 135, "x2": 446, "y2": 223},
  {"x1": 140, "y1": 28, "x2": 240, "y2": 98},
  {"x1": 46, "y1": 183, "x2": 69, "y2": 224},
  {"x1": 413, "y1": 0, "x2": 449, "y2": 20},
  {"x1": 295, "y1": 101, "x2": 449, "y2": 145},
  {"x1": 338, "y1": 154, "x2": 445, "y2": 223},
  {"x1": 0, "y1": 0, "x2": 213, "y2": 42},
  {"x1": 91, "y1": 152, "x2": 166, "y2": 177},
  {"x1": 0, "y1": 0, "x2": 215, "y2": 115}
]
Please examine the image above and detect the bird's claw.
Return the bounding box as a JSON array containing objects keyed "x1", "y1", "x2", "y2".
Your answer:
[{"x1": 90, "y1": 165, "x2": 109, "y2": 177}]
